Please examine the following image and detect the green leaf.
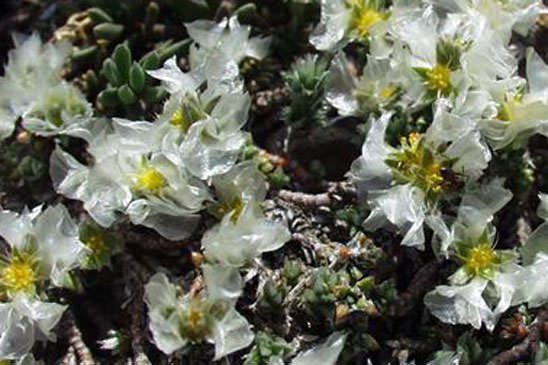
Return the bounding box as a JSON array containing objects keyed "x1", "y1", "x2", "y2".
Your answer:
[
  {"x1": 158, "y1": 39, "x2": 191, "y2": 62},
  {"x1": 87, "y1": 7, "x2": 113, "y2": 24},
  {"x1": 113, "y1": 43, "x2": 132, "y2": 80},
  {"x1": 93, "y1": 23, "x2": 124, "y2": 40},
  {"x1": 129, "y1": 62, "x2": 146, "y2": 93},
  {"x1": 139, "y1": 50, "x2": 161, "y2": 70},
  {"x1": 97, "y1": 87, "x2": 120, "y2": 107},
  {"x1": 117, "y1": 85, "x2": 137, "y2": 105},
  {"x1": 71, "y1": 45, "x2": 98, "y2": 61},
  {"x1": 102, "y1": 58, "x2": 122, "y2": 87}
]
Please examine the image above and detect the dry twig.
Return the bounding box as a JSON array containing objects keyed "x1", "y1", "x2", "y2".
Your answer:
[{"x1": 62, "y1": 309, "x2": 95, "y2": 365}]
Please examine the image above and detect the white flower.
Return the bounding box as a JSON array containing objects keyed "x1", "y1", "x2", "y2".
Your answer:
[
  {"x1": 351, "y1": 111, "x2": 491, "y2": 250},
  {"x1": 0, "y1": 204, "x2": 86, "y2": 361},
  {"x1": 149, "y1": 58, "x2": 250, "y2": 179},
  {"x1": 310, "y1": 0, "x2": 390, "y2": 52},
  {"x1": 388, "y1": 3, "x2": 515, "y2": 105},
  {"x1": 0, "y1": 204, "x2": 88, "y2": 290},
  {"x1": 424, "y1": 183, "x2": 524, "y2": 331},
  {"x1": 186, "y1": 16, "x2": 270, "y2": 84},
  {"x1": 1, "y1": 33, "x2": 70, "y2": 100},
  {"x1": 50, "y1": 119, "x2": 210, "y2": 240},
  {"x1": 202, "y1": 204, "x2": 291, "y2": 267},
  {"x1": 430, "y1": 0, "x2": 546, "y2": 45},
  {"x1": 0, "y1": 33, "x2": 75, "y2": 141},
  {"x1": 202, "y1": 162, "x2": 290, "y2": 267},
  {"x1": 290, "y1": 331, "x2": 347, "y2": 365},
  {"x1": 0, "y1": 295, "x2": 66, "y2": 361},
  {"x1": 481, "y1": 48, "x2": 548, "y2": 150},
  {"x1": 144, "y1": 266, "x2": 254, "y2": 360},
  {"x1": 21, "y1": 81, "x2": 93, "y2": 137},
  {"x1": 326, "y1": 52, "x2": 405, "y2": 116}
]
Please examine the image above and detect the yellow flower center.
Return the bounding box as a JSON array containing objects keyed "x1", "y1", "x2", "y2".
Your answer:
[
  {"x1": 349, "y1": 1, "x2": 386, "y2": 38},
  {"x1": 215, "y1": 196, "x2": 244, "y2": 224},
  {"x1": 388, "y1": 133, "x2": 446, "y2": 195},
  {"x1": 497, "y1": 98, "x2": 518, "y2": 121},
  {"x1": 86, "y1": 235, "x2": 106, "y2": 257},
  {"x1": 134, "y1": 167, "x2": 167, "y2": 194},
  {"x1": 426, "y1": 64, "x2": 452, "y2": 94},
  {"x1": 464, "y1": 244, "x2": 497, "y2": 277},
  {"x1": 189, "y1": 308, "x2": 202, "y2": 329},
  {"x1": 353, "y1": 9, "x2": 383, "y2": 37},
  {"x1": 380, "y1": 84, "x2": 397, "y2": 99},
  {"x1": 181, "y1": 299, "x2": 213, "y2": 341},
  {"x1": 170, "y1": 108, "x2": 192, "y2": 133},
  {"x1": 1, "y1": 255, "x2": 37, "y2": 294}
]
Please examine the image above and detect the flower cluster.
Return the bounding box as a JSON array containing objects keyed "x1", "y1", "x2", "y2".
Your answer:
[
  {"x1": 0, "y1": 205, "x2": 88, "y2": 360},
  {"x1": 0, "y1": 34, "x2": 92, "y2": 140},
  {"x1": 50, "y1": 16, "x2": 289, "y2": 358},
  {"x1": 3, "y1": 0, "x2": 548, "y2": 362},
  {"x1": 0, "y1": 15, "x2": 290, "y2": 363},
  {"x1": 314, "y1": 0, "x2": 548, "y2": 331}
]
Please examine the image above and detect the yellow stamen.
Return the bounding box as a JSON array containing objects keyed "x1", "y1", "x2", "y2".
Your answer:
[
  {"x1": 189, "y1": 308, "x2": 202, "y2": 329},
  {"x1": 426, "y1": 64, "x2": 452, "y2": 94},
  {"x1": 497, "y1": 99, "x2": 518, "y2": 121},
  {"x1": 86, "y1": 235, "x2": 106, "y2": 257},
  {"x1": 389, "y1": 133, "x2": 446, "y2": 195},
  {"x1": 134, "y1": 167, "x2": 167, "y2": 194},
  {"x1": 215, "y1": 196, "x2": 244, "y2": 224},
  {"x1": 464, "y1": 243, "x2": 497, "y2": 277},
  {"x1": 353, "y1": 8, "x2": 384, "y2": 37},
  {"x1": 1, "y1": 255, "x2": 37, "y2": 294},
  {"x1": 380, "y1": 84, "x2": 397, "y2": 99},
  {"x1": 170, "y1": 108, "x2": 192, "y2": 133}
]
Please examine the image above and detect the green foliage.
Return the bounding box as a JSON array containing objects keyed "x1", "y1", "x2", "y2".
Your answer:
[
  {"x1": 282, "y1": 54, "x2": 330, "y2": 129},
  {"x1": 240, "y1": 141, "x2": 292, "y2": 188},
  {"x1": 257, "y1": 279, "x2": 287, "y2": 313},
  {"x1": 97, "y1": 42, "x2": 170, "y2": 112},
  {"x1": 244, "y1": 332, "x2": 292, "y2": 365}
]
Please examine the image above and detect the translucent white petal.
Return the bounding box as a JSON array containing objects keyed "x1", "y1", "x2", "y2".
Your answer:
[
  {"x1": 291, "y1": 331, "x2": 347, "y2": 365},
  {"x1": 309, "y1": 0, "x2": 349, "y2": 51},
  {"x1": 350, "y1": 112, "x2": 395, "y2": 194},
  {"x1": 0, "y1": 303, "x2": 35, "y2": 360},
  {"x1": 33, "y1": 205, "x2": 88, "y2": 286},
  {"x1": 147, "y1": 56, "x2": 202, "y2": 95},
  {"x1": 213, "y1": 308, "x2": 254, "y2": 360},
  {"x1": 202, "y1": 204, "x2": 290, "y2": 267},
  {"x1": 212, "y1": 161, "x2": 267, "y2": 205},
  {"x1": 424, "y1": 278, "x2": 492, "y2": 330},
  {"x1": 11, "y1": 295, "x2": 67, "y2": 341},
  {"x1": 538, "y1": 193, "x2": 548, "y2": 221},
  {"x1": 0, "y1": 209, "x2": 34, "y2": 250},
  {"x1": 202, "y1": 264, "x2": 243, "y2": 301},
  {"x1": 325, "y1": 52, "x2": 358, "y2": 116},
  {"x1": 364, "y1": 184, "x2": 427, "y2": 249}
]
